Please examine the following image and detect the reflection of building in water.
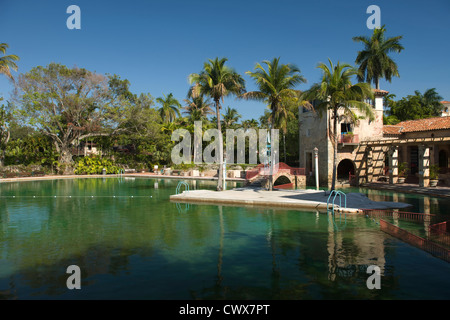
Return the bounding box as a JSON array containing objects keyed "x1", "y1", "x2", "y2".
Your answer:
[{"x1": 327, "y1": 214, "x2": 386, "y2": 281}]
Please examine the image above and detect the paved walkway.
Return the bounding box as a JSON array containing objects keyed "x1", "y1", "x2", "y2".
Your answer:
[
  {"x1": 170, "y1": 188, "x2": 412, "y2": 213},
  {"x1": 362, "y1": 182, "x2": 450, "y2": 198}
]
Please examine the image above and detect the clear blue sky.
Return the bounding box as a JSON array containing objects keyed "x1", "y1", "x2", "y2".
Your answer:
[{"x1": 1, "y1": 0, "x2": 449, "y2": 120}]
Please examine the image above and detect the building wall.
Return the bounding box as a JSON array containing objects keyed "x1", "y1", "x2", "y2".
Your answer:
[
  {"x1": 298, "y1": 107, "x2": 330, "y2": 187},
  {"x1": 299, "y1": 103, "x2": 385, "y2": 187}
]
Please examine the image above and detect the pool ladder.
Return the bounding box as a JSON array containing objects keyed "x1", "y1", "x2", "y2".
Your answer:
[
  {"x1": 327, "y1": 190, "x2": 347, "y2": 213},
  {"x1": 175, "y1": 181, "x2": 190, "y2": 213},
  {"x1": 176, "y1": 181, "x2": 189, "y2": 195},
  {"x1": 326, "y1": 190, "x2": 347, "y2": 231}
]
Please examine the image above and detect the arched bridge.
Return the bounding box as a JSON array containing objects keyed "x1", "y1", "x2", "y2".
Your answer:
[{"x1": 245, "y1": 163, "x2": 306, "y2": 188}]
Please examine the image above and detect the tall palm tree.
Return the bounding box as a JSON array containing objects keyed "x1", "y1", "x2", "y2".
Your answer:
[
  {"x1": 156, "y1": 93, "x2": 181, "y2": 123},
  {"x1": 0, "y1": 43, "x2": 19, "y2": 81},
  {"x1": 301, "y1": 59, "x2": 374, "y2": 191},
  {"x1": 353, "y1": 26, "x2": 404, "y2": 89},
  {"x1": 189, "y1": 57, "x2": 246, "y2": 191},
  {"x1": 183, "y1": 95, "x2": 214, "y2": 121},
  {"x1": 221, "y1": 107, "x2": 241, "y2": 130},
  {"x1": 242, "y1": 57, "x2": 306, "y2": 190}
]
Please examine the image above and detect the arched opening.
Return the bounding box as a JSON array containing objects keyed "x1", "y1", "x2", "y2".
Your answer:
[
  {"x1": 439, "y1": 150, "x2": 448, "y2": 172},
  {"x1": 274, "y1": 175, "x2": 292, "y2": 186},
  {"x1": 337, "y1": 159, "x2": 355, "y2": 181}
]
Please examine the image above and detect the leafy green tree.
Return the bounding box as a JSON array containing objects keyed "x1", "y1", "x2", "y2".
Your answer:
[
  {"x1": 189, "y1": 57, "x2": 246, "y2": 191},
  {"x1": 156, "y1": 93, "x2": 181, "y2": 123},
  {"x1": 387, "y1": 88, "x2": 444, "y2": 122},
  {"x1": 0, "y1": 98, "x2": 12, "y2": 166},
  {"x1": 0, "y1": 43, "x2": 19, "y2": 80},
  {"x1": 301, "y1": 59, "x2": 374, "y2": 190},
  {"x1": 242, "y1": 57, "x2": 306, "y2": 190},
  {"x1": 14, "y1": 63, "x2": 125, "y2": 173},
  {"x1": 353, "y1": 26, "x2": 404, "y2": 89}
]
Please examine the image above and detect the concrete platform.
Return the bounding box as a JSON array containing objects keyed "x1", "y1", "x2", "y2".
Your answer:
[{"x1": 170, "y1": 188, "x2": 412, "y2": 213}]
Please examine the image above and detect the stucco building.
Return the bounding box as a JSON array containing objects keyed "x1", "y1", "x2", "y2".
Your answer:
[{"x1": 299, "y1": 90, "x2": 450, "y2": 188}]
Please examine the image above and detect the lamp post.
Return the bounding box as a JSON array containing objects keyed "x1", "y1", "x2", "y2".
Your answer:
[
  {"x1": 314, "y1": 147, "x2": 319, "y2": 190},
  {"x1": 223, "y1": 151, "x2": 227, "y2": 191}
]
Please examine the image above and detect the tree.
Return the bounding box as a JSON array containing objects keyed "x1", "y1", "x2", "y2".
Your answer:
[
  {"x1": 183, "y1": 95, "x2": 214, "y2": 121},
  {"x1": 156, "y1": 93, "x2": 181, "y2": 123},
  {"x1": 189, "y1": 57, "x2": 246, "y2": 191},
  {"x1": 0, "y1": 43, "x2": 19, "y2": 80},
  {"x1": 14, "y1": 63, "x2": 124, "y2": 173},
  {"x1": 353, "y1": 26, "x2": 404, "y2": 89},
  {"x1": 0, "y1": 98, "x2": 12, "y2": 166},
  {"x1": 242, "y1": 57, "x2": 306, "y2": 190},
  {"x1": 221, "y1": 107, "x2": 241, "y2": 130},
  {"x1": 387, "y1": 88, "x2": 444, "y2": 122},
  {"x1": 242, "y1": 119, "x2": 259, "y2": 130},
  {"x1": 301, "y1": 59, "x2": 374, "y2": 190}
]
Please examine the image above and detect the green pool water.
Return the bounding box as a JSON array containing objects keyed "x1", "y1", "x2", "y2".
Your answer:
[{"x1": 0, "y1": 177, "x2": 449, "y2": 300}]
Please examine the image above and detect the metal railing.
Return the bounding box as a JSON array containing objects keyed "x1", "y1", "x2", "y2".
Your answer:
[
  {"x1": 176, "y1": 181, "x2": 190, "y2": 195},
  {"x1": 429, "y1": 221, "x2": 450, "y2": 248},
  {"x1": 327, "y1": 190, "x2": 347, "y2": 212},
  {"x1": 380, "y1": 219, "x2": 450, "y2": 263}
]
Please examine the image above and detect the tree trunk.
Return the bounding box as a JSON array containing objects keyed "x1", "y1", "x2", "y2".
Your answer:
[
  {"x1": 331, "y1": 106, "x2": 338, "y2": 191},
  {"x1": 283, "y1": 132, "x2": 286, "y2": 164},
  {"x1": 215, "y1": 100, "x2": 224, "y2": 191},
  {"x1": 59, "y1": 144, "x2": 75, "y2": 175}
]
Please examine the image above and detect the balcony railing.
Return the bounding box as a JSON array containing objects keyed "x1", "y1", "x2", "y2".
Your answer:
[{"x1": 339, "y1": 133, "x2": 359, "y2": 144}]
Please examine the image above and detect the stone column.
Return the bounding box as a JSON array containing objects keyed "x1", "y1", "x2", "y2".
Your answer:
[
  {"x1": 419, "y1": 145, "x2": 430, "y2": 187},
  {"x1": 389, "y1": 146, "x2": 398, "y2": 184}
]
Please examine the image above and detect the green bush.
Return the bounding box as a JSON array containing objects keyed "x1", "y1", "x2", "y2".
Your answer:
[{"x1": 74, "y1": 156, "x2": 120, "y2": 175}]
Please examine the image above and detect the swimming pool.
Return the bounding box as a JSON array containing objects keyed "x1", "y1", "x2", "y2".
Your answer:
[{"x1": 0, "y1": 177, "x2": 449, "y2": 299}]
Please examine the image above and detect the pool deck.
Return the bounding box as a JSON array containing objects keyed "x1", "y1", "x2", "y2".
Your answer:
[
  {"x1": 170, "y1": 188, "x2": 412, "y2": 214},
  {"x1": 0, "y1": 173, "x2": 246, "y2": 183},
  {"x1": 362, "y1": 182, "x2": 450, "y2": 198}
]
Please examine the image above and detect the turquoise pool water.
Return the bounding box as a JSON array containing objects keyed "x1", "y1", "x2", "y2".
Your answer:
[{"x1": 0, "y1": 178, "x2": 449, "y2": 299}]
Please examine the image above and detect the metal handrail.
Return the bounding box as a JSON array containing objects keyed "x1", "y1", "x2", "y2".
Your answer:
[
  {"x1": 327, "y1": 190, "x2": 347, "y2": 212},
  {"x1": 176, "y1": 181, "x2": 190, "y2": 195}
]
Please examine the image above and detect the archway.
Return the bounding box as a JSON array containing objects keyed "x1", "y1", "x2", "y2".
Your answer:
[
  {"x1": 337, "y1": 159, "x2": 355, "y2": 181},
  {"x1": 274, "y1": 175, "x2": 292, "y2": 186}
]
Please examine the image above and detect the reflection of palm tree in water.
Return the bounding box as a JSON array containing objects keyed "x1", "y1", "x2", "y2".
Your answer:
[{"x1": 216, "y1": 206, "x2": 224, "y2": 291}]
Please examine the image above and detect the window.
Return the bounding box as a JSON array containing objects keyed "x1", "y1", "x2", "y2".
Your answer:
[{"x1": 341, "y1": 123, "x2": 352, "y2": 134}]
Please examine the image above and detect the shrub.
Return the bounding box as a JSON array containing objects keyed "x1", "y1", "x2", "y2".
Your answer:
[
  {"x1": 74, "y1": 156, "x2": 120, "y2": 175},
  {"x1": 429, "y1": 164, "x2": 440, "y2": 180}
]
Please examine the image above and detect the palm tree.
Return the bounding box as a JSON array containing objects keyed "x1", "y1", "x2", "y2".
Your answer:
[
  {"x1": 221, "y1": 107, "x2": 241, "y2": 130},
  {"x1": 189, "y1": 57, "x2": 246, "y2": 191},
  {"x1": 353, "y1": 26, "x2": 404, "y2": 89},
  {"x1": 156, "y1": 93, "x2": 181, "y2": 123},
  {"x1": 242, "y1": 119, "x2": 259, "y2": 130},
  {"x1": 301, "y1": 59, "x2": 374, "y2": 191},
  {"x1": 183, "y1": 95, "x2": 214, "y2": 121},
  {"x1": 0, "y1": 43, "x2": 19, "y2": 81},
  {"x1": 242, "y1": 57, "x2": 306, "y2": 190}
]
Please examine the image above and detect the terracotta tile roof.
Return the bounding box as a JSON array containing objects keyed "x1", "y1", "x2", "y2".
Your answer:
[
  {"x1": 373, "y1": 89, "x2": 389, "y2": 96},
  {"x1": 441, "y1": 101, "x2": 450, "y2": 104},
  {"x1": 383, "y1": 125, "x2": 402, "y2": 135},
  {"x1": 383, "y1": 116, "x2": 450, "y2": 135}
]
